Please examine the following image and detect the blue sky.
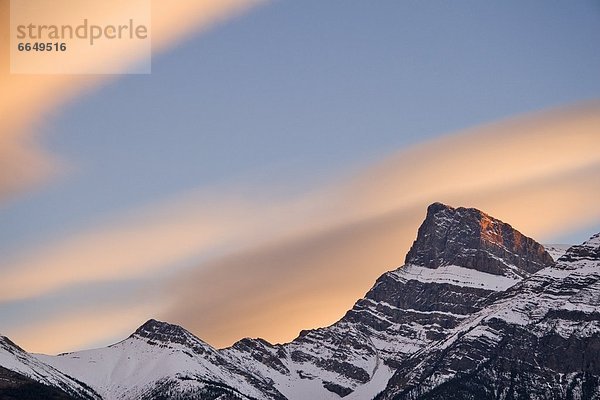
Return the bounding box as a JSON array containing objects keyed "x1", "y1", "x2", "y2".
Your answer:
[
  {"x1": 4, "y1": 0, "x2": 600, "y2": 252},
  {"x1": 2, "y1": 0, "x2": 600, "y2": 352}
]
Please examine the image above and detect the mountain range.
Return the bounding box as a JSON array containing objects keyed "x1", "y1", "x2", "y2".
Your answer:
[{"x1": 1, "y1": 202, "x2": 599, "y2": 400}]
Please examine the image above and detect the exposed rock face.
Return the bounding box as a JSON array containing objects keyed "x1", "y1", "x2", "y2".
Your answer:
[
  {"x1": 405, "y1": 203, "x2": 555, "y2": 277},
  {"x1": 4, "y1": 203, "x2": 599, "y2": 400},
  {"x1": 133, "y1": 319, "x2": 192, "y2": 343},
  {"x1": 131, "y1": 319, "x2": 218, "y2": 358}
]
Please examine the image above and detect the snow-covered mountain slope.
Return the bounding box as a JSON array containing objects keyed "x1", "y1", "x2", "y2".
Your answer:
[
  {"x1": 223, "y1": 318, "x2": 398, "y2": 400},
  {"x1": 0, "y1": 335, "x2": 99, "y2": 399},
  {"x1": 375, "y1": 233, "x2": 600, "y2": 400},
  {"x1": 223, "y1": 326, "x2": 393, "y2": 400},
  {"x1": 37, "y1": 319, "x2": 286, "y2": 400},
  {"x1": 3, "y1": 203, "x2": 598, "y2": 400}
]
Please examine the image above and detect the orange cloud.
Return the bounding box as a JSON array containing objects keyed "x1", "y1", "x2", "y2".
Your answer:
[
  {"x1": 8, "y1": 300, "x2": 165, "y2": 354},
  {"x1": 0, "y1": 0, "x2": 265, "y2": 203},
  {"x1": 345, "y1": 101, "x2": 600, "y2": 223}
]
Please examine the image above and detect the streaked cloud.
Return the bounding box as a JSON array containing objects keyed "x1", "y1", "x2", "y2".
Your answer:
[
  {"x1": 9, "y1": 299, "x2": 164, "y2": 354},
  {"x1": 0, "y1": 194, "x2": 283, "y2": 302},
  {"x1": 343, "y1": 101, "x2": 600, "y2": 236},
  {"x1": 0, "y1": 0, "x2": 265, "y2": 203},
  {"x1": 1, "y1": 102, "x2": 599, "y2": 353},
  {"x1": 0, "y1": 187, "x2": 350, "y2": 303}
]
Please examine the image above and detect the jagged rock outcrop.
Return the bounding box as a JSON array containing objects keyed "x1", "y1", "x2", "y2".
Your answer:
[{"x1": 405, "y1": 203, "x2": 554, "y2": 276}]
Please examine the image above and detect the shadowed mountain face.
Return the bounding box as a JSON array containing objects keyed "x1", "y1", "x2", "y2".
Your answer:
[
  {"x1": 2, "y1": 203, "x2": 599, "y2": 400},
  {"x1": 0, "y1": 337, "x2": 99, "y2": 400},
  {"x1": 0, "y1": 366, "x2": 83, "y2": 400}
]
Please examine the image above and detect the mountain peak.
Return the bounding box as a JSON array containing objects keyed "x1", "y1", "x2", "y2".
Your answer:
[
  {"x1": 132, "y1": 319, "x2": 194, "y2": 344},
  {"x1": 426, "y1": 201, "x2": 454, "y2": 214},
  {"x1": 405, "y1": 203, "x2": 554, "y2": 277}
]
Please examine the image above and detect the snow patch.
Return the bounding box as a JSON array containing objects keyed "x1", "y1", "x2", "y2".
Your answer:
[{"x1": 391, "y1": 264, "x2": 521, "y2": 291}]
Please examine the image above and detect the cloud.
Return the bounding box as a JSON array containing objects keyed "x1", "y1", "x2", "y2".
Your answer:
[
  {"x1": 0, "y1": 184, "x2": 358, "y2": 303},
  {"x1": 0, "y1": 0, "x2": 265, "y2": 203},
  {"x1": 8, "y1": 299, "x2": 164, "y2": 354},
  {"x1": 1, "y1": 102, "x2": 599, "y2": 353},
  {"x1": 342, "y1": 101, "x2": 600, "y2": 236},
  {"x1": 0, "y1": 194, "x2": 274, "y2": 302}
]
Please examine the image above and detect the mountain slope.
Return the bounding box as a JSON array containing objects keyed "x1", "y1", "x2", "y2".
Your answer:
[
  {"x1": 0, "y1": 336, "x2": 99, "y2": 399},
  {"x1": 37, "y1": 319, "x2": 287, "y2": 400}
]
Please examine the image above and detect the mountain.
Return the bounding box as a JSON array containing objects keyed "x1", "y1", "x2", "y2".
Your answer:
[
  {"x1": 2, "y1": 203, "x2": 599, "y2": 400},
  {"x1": 37, "y1": 319, "x2": 286, "y2": 400},
  {"x1": 375, "y1": 233, "x2": 600, "y2": 400}
]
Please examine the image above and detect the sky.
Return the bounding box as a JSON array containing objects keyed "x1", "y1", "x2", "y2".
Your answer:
[{"x1": 1, "y1": 0, "x2": 600, "y2": 354}]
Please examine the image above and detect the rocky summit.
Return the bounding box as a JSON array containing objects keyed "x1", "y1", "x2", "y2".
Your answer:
[
  {"x1": 2, "y1": 203, "x2": 599, "y2": 400},
  {"x1": 405, "y1": 202, "x2": 555, "y2": 277}
]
